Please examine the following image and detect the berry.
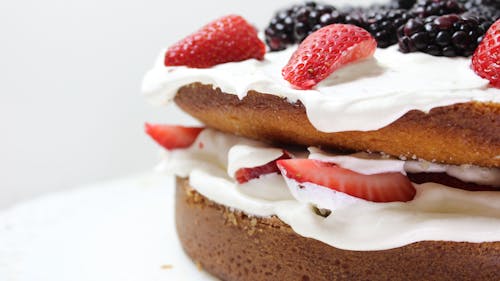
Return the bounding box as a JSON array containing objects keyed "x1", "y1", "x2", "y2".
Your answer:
[
  {"x1": 410, "y1": 0, "x2": 465, "y2": 18},
  {"x1": 277, "y1": 159, "x2": 416, "y2": 203},
  {"x1": 472, "y1": 19, "x2": 500, "y2": 87},
  {"x1": 164, "y1": 15, "x2": 265, "y2": 68},
  {"x1": 292, "y1": 2, "x2": 344, "y2": 42},
  {"x1": 398, "y1": 14, "x2": 488, "y2": 56},
  {"x1": 265, "y1": 2, "x2": 417, "y2": 50},
  {"x1": 461, "y1": 0, "x2": 500, "y2": 11},
  {"x1": 264, "y1": 7, "x2": 297, "y2": 51},
  {"x1": 264, "y1": 2, "x2": 345, "y2": 51},
  {"x1": 363, "y1": 8, "x2": 413, "y2": 48},
  {"x1": 407, "y1": 172, "x2": 500, "y2": 191},
  {"x1": 462, "y1": 4, "x2": 500, "y2": 31},
  {"x1": 389, "y1": 0, "x2": 418, "y2": 9},
  {"x1": 235, "y1": 151, "x2": 291, "y2": 184},
  {"x1": 282, "y1": 24, "x2": 377, "y2": 90},
  {"x1": 145, "y1": 123, "x2": 203, "y2": 150}
]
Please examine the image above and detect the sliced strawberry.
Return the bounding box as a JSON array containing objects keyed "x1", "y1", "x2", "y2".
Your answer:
[
  {"x1": 282, "y1": 24, "x2": 377, "y2": 90},
  {"x1": 235, "y1": 151, "x2": 292, "y2": 184},
  {"x1": 164, "y1": 15, "x2": 266, "y2": 68},
  {"x1": 145, "y1": 123, "x2": 203, "y2": 150},
  {"x1": 277, "y1": 159, "x2": 416, "y2": 203},
  {"x1": 472, "y1": 19, "x2": 500, "y2": 88}
]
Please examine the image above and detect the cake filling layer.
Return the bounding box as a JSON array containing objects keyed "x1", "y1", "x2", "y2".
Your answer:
[
  {"x1": 143, "y1": 46, "x2": 500, "y2": 132},
  {"x1": 158, "y1": 129, "x2": 500, "y2": 251}
]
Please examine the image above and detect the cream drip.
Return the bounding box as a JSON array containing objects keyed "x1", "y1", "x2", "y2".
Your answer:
[
  {"x1": 157, "y1": 129, "x2": 500, "y2": 250},
  {"x1": 142, "y1": 46, "x2": 499, "y2": 132}
]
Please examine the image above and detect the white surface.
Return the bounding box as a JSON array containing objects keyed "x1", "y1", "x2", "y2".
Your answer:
[{"x1": 0, "y1": 173, "x2": 218, "y2": 281}]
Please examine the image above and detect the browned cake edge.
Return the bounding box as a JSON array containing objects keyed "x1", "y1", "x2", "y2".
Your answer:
[
  {"x1": 174, "y1": 83, "x2": 500, "y2": 168},
  {"x1": 175, "y1": 177, "x2": 500, "y2": 281}
]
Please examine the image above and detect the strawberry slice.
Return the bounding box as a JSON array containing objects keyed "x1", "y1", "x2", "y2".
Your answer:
[
  {"x1": 282, "y1": 24, "x2": 377, "y2": 90},
  {"x1": 277, "y1": 159, "x2": 416, "y2": 203},
  {"x1": 164, "y1": 15, "x2": 266, "y2": 68},
  {"x1": 145, "y1": 123, "x2": 203, "y2": 150},
  {"x1": 235, "y1": 151, "x2": 292, "y2": 184},
  {"x1": 472, "y1": 19, "x2": 500, "y2": 88}
]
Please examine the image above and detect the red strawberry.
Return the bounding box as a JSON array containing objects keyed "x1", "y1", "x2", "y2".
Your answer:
[
  {"x1": 145, "y1": 123, "x2": 203, "y2": 150},
  {"x1": 277, "y1": 159, "x2": 416, "y2": 203},
  {"x1": 282, "y1": 24, "x2": 377, "y2": 90},
  {"x1": 164, "y1": 15, "x2": 266, "y2": 68},
  {"x1": 472, "y1": 19, "x2": 500, "y2": 88},
  {"x1": 235, "y1": 151, "x2": 291, "y2": 184}
]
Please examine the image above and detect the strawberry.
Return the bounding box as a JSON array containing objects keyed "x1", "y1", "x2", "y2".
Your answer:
[
  {"x1": 277, "y1": 159, "x2": 416, "y2": 203},
  {"x1": 282, "y1": 24, "x2": 377, "y2": 90},
  {"x1": 235, "y1": 151, "x2": 291, "y2": 184},
  {"x1": 472, "y1": 19, "x2": 500, "y2": 88},
  {"x1": 164, "y1": 15, "x2": 266, "y2": 68},
  {"x1": 145, "y1": 123, "x2": 203, "y2": 150}
]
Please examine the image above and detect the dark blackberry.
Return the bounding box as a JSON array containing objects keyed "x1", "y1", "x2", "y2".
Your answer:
[
  {"x1": 388, "y1": 0, "x2": 418, "y2": 9},
  {"x1": 264, "y1": 5, "x2": 299, "y2": 51},
  {"x1": 462, "y1": 2, "x2": 500, "y2": 25},
  {"x1": 463, "y1": 7, "x2": 499, "y2": 30},
  {"x1": 411, "y1": 0, "x2": 466, "y2": 17},
  {"x1": 461, "y1": 0, "x2": 500, "y2": 10},
  {"x1": 293, "y1": 2, "x2": 345, "y2": 42},
  {"x1": 363, "y1": 8, "x2": 413, "y2": 47},
  {"x1": 342, "y1": 9, "x2": 366, "y2": 27},
  {"x1": 397, "y1": 14, "x2": 487, "y2": 56},
  {"x1": 264, "y1": 1, "x2": 345, "y2": 51}
]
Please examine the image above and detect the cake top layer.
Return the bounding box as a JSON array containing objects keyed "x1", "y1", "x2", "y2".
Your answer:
[
  {"x1": 143, "y1": 0, "x2": 499, "y2": 132},
  {"x1": 143, "y1": 45, "x2": 499, "y2": 132}
]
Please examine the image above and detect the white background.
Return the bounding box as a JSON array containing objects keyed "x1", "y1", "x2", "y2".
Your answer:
[{"x1": 0, "y1": 0, "x2": 376, "y2": 209}]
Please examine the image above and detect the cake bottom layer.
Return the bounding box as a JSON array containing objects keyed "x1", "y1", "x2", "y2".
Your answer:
[{"x1": 175, "y1": 177, "x2": 500, "y2": 281}]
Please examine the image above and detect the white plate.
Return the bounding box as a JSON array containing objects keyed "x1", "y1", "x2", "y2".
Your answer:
[{"x1": 0, "y1": 173, "x2": 218, "y2": 281}]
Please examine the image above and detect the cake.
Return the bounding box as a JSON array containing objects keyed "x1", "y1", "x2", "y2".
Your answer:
[{"x1": 142, "y1": 1, "x2": 500, "y2": 280}]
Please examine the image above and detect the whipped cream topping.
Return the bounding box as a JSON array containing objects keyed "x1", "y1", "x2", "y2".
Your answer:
[
  {"x1": 143, "y1": 45, "x2": 499, "y2": 132},
  {"x1": 157, "y1": 129, "x2": 500, "y2": 250}
]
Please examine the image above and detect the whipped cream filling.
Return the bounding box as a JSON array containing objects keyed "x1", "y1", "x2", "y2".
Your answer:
[
  {"x1": 143, "y1": 46, "x2": 499, "y2": 132},
  {"x1": 309, "y1": 147, "x2": 500, "y2": 186},
  {"x1": 158, "y1": 129, "x2": 500, "y2": 251}
]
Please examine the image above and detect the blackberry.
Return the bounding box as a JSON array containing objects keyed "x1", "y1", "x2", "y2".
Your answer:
[
  {"x1": 462, "y1": 6, "x2": 499, "y2": 31},
  {"x1": 461, "y1": 0, "x2": 500, "y2": 10},
  {"x1": 293, "y1": 2, "x2": 345, "y2": 42},
  {"x1": 264, "y1": 1, "x2": 417, "y2": 51},
  {"x1": 265, "y1": 5, "x2": 299, "y2": 51},
  {"x1": 411, "y1": 0, "x2": 465, "y2": 17},
  {"x1": 264, "y1": 1, "x2": 345, "y2": 51},
  {"x1": 388, "y1": 0, "x2": 418, "y2": 9},
  {"x1": 397, "y1": 14, "x2": 487, "y2": 56},
  {"x1": 363, "y1": 8, "x2": 413, "y2": 47},
  {"x1": 462, "y1": 2, "x2": 500, "y2": 25}
]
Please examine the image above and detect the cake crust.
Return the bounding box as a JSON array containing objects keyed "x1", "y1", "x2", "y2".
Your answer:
[
  {"x1": 176, "y1": 177, "x2": 500, "y2": 281},
  {"x1": 174, "y1": 83, "x2": 500, "y2": 168}
]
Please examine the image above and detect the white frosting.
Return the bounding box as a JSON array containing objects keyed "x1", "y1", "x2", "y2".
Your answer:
[
  {"x1": 227, "y1": 145, "x2": 284, "y2": 178},
  {"x1": 236, "y1": 173, "x2": 294, "y2": 202},
  {"x1": 142, "y1": 46, "x2": 500, "y2": 132},
  {"x1": 309, "y1": 147, "x2": 500, "y2": 186},
  {"x1": 157, "y1": 129, "x2": 500, "y2": 250},
  {"x1": 308, "y1": 147, "x2": 406, "y2": 175},
  {"x1": 283, "y1": 176, "x2": 365, "y2": 211}
]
